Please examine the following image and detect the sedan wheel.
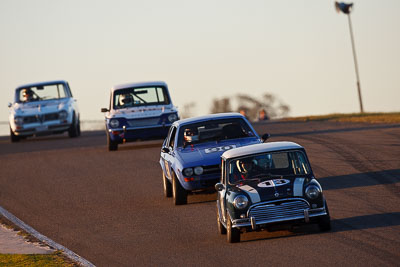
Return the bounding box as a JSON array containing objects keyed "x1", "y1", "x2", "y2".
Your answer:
[
  {"x1": 163, "y1": 172, "x2": 172, "y2": 198},
  {"x1": 172, "y1": 172, "x2": 187, "y2": 205}
]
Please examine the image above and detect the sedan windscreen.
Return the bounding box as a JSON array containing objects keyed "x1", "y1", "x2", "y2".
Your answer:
[{"x1": 177, "y1": 118, "x2": 255, "y2": 147}]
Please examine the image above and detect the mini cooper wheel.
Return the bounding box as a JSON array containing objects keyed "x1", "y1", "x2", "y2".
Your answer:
[
  {"x1": 227, "y1": 214, "x2": 240, "y2": 243},
  {"x1": 10, "y1": 128, "x2": 20, "y2": 143},
  {"x1": 107, "y1": 134, "x2": 118, "y2": 151},
  {"x1": 318, "y1": 201, "x2": 331, "y2": 232},
  {"x1": 217, "y1": 206, "x2": 227, "y2": 235},
  {"x1": 163, "y1": 172, "x2": 172, "y2": 198},
  {"x1": 172, "y1": 172, "x2": 187, "y2": 205}
]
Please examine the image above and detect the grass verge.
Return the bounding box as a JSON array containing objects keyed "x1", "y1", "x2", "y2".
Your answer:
[
  {"x1": 0, "y1": 215, "x2": 78, "y2": 266},
  {"x1": 281, "y1": 112, "x2": 400, "y2": 124}
]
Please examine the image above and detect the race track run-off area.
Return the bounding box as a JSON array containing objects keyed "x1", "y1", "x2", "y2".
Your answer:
[{"x1": 0, "y1": 120, "x2": 399, "y2": 266}]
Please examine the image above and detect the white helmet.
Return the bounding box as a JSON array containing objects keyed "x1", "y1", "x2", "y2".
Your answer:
[{"x1": 119, "y1": 93, "x2": 133, "y2": 106}]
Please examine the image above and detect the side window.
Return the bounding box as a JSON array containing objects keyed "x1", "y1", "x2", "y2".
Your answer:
[{"x1": 168, "y1": 127, "x2": 177, "y2": 148}]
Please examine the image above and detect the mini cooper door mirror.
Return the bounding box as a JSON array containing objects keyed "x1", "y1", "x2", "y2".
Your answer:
[
  {"x1": 215, "y1": 183, "x2": 225, "y2": 192},
  {"x1": 261, "y1": 133, "x2": 270, "y2": 143},
  {"x1": 161, "y1": 147, "x2": 170, "y2": 153}
]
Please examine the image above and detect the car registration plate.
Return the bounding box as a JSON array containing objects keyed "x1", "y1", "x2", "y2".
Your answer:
[{"x1": 36, "y1": 125, "x2": 48, "y2": 132}]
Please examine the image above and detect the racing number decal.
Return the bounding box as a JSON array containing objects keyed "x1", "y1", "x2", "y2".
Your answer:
[{"x1": 205, "y1": 145, "x2": 236, "y2": 154}]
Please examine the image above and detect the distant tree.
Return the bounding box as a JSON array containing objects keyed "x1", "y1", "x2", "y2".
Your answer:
[
  {"x1": 180, "y1": 102, "x2": 196, "y2": 119},
  {"x1": 210, "y1": 97, "x2": 232, "y2": 114},
  {"x1": 210, "y1": 92, "x2": 290, "y2": 121}
]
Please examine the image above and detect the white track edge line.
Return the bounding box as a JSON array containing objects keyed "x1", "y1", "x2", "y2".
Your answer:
[{"x1": 0, "y1": 205, "x2": 95, "y2": 267}]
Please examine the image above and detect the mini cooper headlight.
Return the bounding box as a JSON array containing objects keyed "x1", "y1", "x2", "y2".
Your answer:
[
  {"x1": 168, "y1": 113, "x2": 178, "y2": 122},
  {"x1": 194, "y1": 166, "x2": 203, "y2": 175},
  {"x1": 58, "y1": 110, "x2": 68, "y2": 120},
  {"x1": 305, "y1": 185, "x2": 321, "y2": 199},
  {"x1": 233, "y1": 195, "x2": 249, "y2": 209},
  {"x1": 183, "y1": 168, "x2": 193, "y2": 177},
  {"x1": 109, "y1": 119, "x2": 119, "y2": 128},
  {"x1": 14, "y1": 116, "x2": 24, "y2": 125}
]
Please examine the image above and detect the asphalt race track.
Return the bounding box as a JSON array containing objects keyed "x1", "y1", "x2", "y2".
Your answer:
[{"x1": 0, "y1": 121, "x2": 399, "y2": 266}]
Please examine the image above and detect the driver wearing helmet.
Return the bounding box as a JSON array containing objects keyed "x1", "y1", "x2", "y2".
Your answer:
[
  {"x1": 183, "y1": 127, "x2": 199, "y2": 144},
  {"x1": 21, "y1": 88, "x2": 35, "y2": 102},
  {"x1": 119, "y1": 93, "x2": 133, "y2": 107},
  {"x1": 232, "y1": 158, "x2": 254, "y2": 182}
]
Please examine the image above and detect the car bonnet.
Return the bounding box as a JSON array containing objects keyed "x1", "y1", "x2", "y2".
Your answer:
[
  {"x1": 234, "y1": 177, "x2": 307, "y2": 204},
  {"x1": 176, "y1": 138, "x2": 260, "y2": 166}
]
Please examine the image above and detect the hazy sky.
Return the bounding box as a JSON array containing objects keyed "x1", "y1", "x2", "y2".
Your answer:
[{"x1": 1, "y1": 0, "x2": 399, "y2": 122}]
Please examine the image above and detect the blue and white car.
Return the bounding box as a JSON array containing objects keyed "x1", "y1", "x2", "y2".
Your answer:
[
  {"x1": 8, "y1": 80, "x2": 80, "y2": 142},
  {"x1": 101, "y1": 81, "x2": 179, "y2": 151},
  {"x1": 159, "y1": 113, "x2": 270, "y2": 205}
]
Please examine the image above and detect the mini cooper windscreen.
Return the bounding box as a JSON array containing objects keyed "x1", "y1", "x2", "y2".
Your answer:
[
  {"x1": 178, "y1": 118, "x2": 256, "y2": 148},
  {"x1": 113, "y1": 86, "x2": 170, "y2": 109},
  {"x1": 17, "y1": 83, "x2": 69, "y2": 103},
  {"x1": 228, "y1": 150, "x2": 311, "y2": 184}
]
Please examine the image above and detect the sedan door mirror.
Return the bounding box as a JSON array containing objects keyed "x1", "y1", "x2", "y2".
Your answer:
[
  {"x1": 101, "y1": 108, "x2": 109, "y2": 112},
  {"x1": 161, "y1": 147, "x2": 170, "y2": 154},
  {"x1": 8, "y1": 102, "x2": 12, "y2": 108},
  {"x1": 261, "y1": 133, "x2": 270, "y2": 143},
  {"x1": 215, "y1": 183, "x2": 225, "y2": 192}
]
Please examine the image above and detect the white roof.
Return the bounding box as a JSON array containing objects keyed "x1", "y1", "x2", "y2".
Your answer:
[
  {"x1": 111, "y1": 81, "x2": 168, "y2": 92},
  {"x1": 222, "y1": 142, "x2": 304, "y2": 159}
]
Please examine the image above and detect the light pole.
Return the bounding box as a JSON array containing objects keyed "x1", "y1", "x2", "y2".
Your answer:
[{"x1": 335, "y1": 2, "x2": 364, "y2": 113}]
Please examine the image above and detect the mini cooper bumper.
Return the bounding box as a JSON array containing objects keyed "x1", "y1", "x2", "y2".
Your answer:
[{"x1": 229, "y1": 198, "x2": 328, "y2": 230}]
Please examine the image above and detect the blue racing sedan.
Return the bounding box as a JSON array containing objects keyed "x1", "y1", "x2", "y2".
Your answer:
[{"x1": 160, "y1": 113, "x2": 269, "y2": 205}]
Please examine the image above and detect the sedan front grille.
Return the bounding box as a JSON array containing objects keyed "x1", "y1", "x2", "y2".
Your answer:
[
  {"x1": 202, "y1": 164, "x2": 220, "y2": 175},
  {"x1": 127, "y1": 117, "x2": 160, "y2": 127},
  {"x1": 43, "y1": 112, "x2": 59, "y2": 121},
  {"x1": 23, "y1": 116, "x2": 39, "y2": 123},
  {"x1": 248, "y1": 199, "x2": 309, "y2": 223}
]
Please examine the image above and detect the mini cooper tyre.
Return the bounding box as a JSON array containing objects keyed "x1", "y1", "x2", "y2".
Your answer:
[
  {"x1": 217, "y1": 206, "x2": 227, "y2": 235},
  {"x1": 318, "y1": 201, "x2": 331, "y2": 232},
  {"x1": 163, "y1": 172, "x2": 172, "y2": 198},
  {"x1": 172, "y1": 172, "x2": 187, "y2": 205},
  {"x1": 227, "y1": 214, "x2": 240, "y2": 243}
]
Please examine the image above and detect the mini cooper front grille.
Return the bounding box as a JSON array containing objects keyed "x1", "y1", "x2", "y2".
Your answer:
[
  {"x1": 127, "y1": 118, "x2": 160, "y2": 127},
  {"x1": 202, "y1": 164, "x2": 220, "y2": 175},
  {"x1": 248, "y1": 199, "x2": 309, "y2": 222}
]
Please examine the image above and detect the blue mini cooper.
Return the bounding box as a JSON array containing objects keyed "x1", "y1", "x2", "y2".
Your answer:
[{"x1": 159, "y1": 113, "x2": 269, "y2": 205}]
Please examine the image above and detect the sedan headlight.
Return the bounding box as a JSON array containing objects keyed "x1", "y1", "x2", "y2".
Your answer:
[
  {"x1": 168, "y1": 113, "x2": 178, "y2": 122},
  {"x1": 233, "y1": 195, "x2": 249, "y2": 209},
  {"x1": 305, "y1": 185, "x2": 321, "y2": 199},
  {"x1": 194, "y1": 166, "x2": 203, "y2": 175},
  {"x1": 58, "y1": 110, "x2": 68, "y2": 120},
  {"x1": 109, "y1": 119, "x2": 120, "y2": 128},
  {"x1": 14, "y1": 116, "x2": 24, "y2": 125},
  {"x1": 183, "y1": 168, "x2": 193, "y2": 177}
]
